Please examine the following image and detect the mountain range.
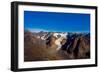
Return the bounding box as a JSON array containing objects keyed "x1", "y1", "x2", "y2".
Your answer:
[{"x1": 24, "y1": 30, "x2": 90, "y2": 61}]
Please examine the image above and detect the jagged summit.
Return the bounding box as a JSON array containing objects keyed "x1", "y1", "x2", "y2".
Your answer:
[{"x1": 24, "y1": 30, "x2": 90, "y2": 61}]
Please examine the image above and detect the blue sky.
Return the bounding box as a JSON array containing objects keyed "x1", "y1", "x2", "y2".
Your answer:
[{"x1": 24, "y1": 11, "x2": 90, "y2": 32}]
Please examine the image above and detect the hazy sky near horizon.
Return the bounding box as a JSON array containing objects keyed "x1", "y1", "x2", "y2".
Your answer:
[{"x1": 24, "y1": 11, "x2": 90, "y2": 32}]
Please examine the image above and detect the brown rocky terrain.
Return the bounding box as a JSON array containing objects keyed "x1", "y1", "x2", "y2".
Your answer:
[{"x1": 24, "y1": 30, "x2": 90, "y2": 61}]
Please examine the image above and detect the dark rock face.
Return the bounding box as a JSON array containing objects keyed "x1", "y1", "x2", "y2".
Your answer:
[
  {"x1": 61, "y1": 33, "x2": 90, "y2": 59},
  {"x1": 24, "y1": 30, "x2": 90, "y2": 61}
]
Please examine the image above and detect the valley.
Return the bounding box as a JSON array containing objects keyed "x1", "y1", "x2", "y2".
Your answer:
[{"x1": 24, "y1": 30, "x2": 90, "y2": 61}]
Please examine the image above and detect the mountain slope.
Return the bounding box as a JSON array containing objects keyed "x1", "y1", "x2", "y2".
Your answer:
[{"x1": 24, "y1": 30, "x2": 90, "y2": 61}]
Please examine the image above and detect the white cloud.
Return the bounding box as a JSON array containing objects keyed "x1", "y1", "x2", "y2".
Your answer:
[{"x1": 26, "y1": 28, "x2": 49, "y2": 33}]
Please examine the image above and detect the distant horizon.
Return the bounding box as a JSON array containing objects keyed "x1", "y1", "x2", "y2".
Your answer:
[
  {"x1": 24, "y1": 11, "x2": 90, "y2": 33},
  {"x1": 25, "y1": 28, "x2": 90, "y2": 33}
]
